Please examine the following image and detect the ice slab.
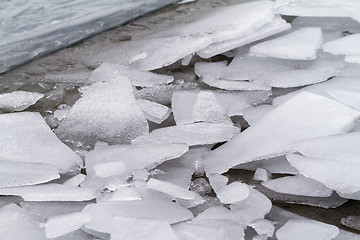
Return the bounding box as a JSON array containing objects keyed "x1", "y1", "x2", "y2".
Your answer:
[
  {"x1": 262, "y1": 175, "x2": 333, "y2": 197},
  {"x1": 0, "y1": 112, "x2": 82, "y2": 174},
  {"x1": 147, "y1": 178, "x2": 196, "y2": 200},
  {"x1": 0, "y1": 184, "x2": 96, "y2": 202},
  {"x1": 251, "y1": 219, "x2": 275, "y2": 238},
  {"x1": 0, "y1": 91, "x2": 43, "y2": 112},
  {"x1": 110, "y1": 186, "x2": 142, "y2": 201},
  {"x1": 208, "y1": 174, "x2": 228, "y2": 194},
  {"x1": 83, "y1": 199, "x2": 193, "y2": 234},
  {"x1": 132, "y1": 122, "x2": 240, "y2": 146},
  {"x1": 56, "y1": 77, "x2": 149, "y2": 145},
  {"x1": 63, "y1": 174, "x2": 87, "y2": 187},
  {"x1": 137, "y1": 99, "x2": 171, "y2": 124},
  {"x1": 0, "y1": 160, "x2": 60, "y2": 188},
  {"x1": 205, "y1": 92, "x2": 360, "y2": 175},
  {"x1": 46, "y1": 212, "x2": 91, "y2": 239},
  {"x1": 276, "y1": 218, "x2": 339, "y2": 240},
  {"x1": 216, "y1": 182, "x2": 249, "y2": 204},
  {"x1": 250, "y1": 28, "x2": 323, "y2": 60},
  {"x1": 89, "y1": 62, "x2": 174, "y2": 87},
  {"x1": 253, "y1": 168, "x2": 271, "y2": 182},
  {"x1": 287, "y1": 153, "x2": 360, "y2": 195},
  {"x1": 0, "y1": 204, "x2": 46, "y2": 240}
]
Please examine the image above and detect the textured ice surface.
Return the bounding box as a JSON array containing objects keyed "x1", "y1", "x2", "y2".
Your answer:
[
  {"x1": 56, "y1": 77, "x2": 149, "y2": 144},
  {"x1": 45, "y1": 212, "x2": 91, "y2": 239},
  {"x1": 216, "y1": 182, "x2": 249, "y2": 204},
  {"x1": 341, "y1": 216, "x2": 360, "y2": 232},
  {"x1": 262, "y1": 175, "x2": 333, "y2": 197},
  {"x1": 147, "y1": 178, "x2": 196, "y2": 200},
  {"x1": 0, "y1": 112, "x2": 82, "y2": 174},
  {"x1": 323, "y1": 34, "x2": 360, "y2": 63},
  {"x1": 0, "y1": 161, "x2": 59, "y2": 188},
  {"x1": 111, "y1": 216, "x2": 179, "y2": 240},
  {"x1": 0, "y1": 184, "x2": 96, "y2": 201},
  {"x1": 0, "y1": 91, "x2": 43, "y2": 112},
  {"x1": 0, "y1": 204, "x2": 46, "y2": 240},
  {"x1": 137, "y1": 99, "x2": 171, "y2": 124},
  {"x1": 89, "y1": 62, "x2": 174, "y2": 87},
  {"x1": 250, "y1": 28, "x2": 323, "y2": 60},
  {"x1": 132, "y1": 122, "x2": 240, "y2": 146},
  {"x1": 205, "y1": 92, "x2": 360, "y2": 175},
  {"x1": 0, "y1": 0, "x2": 178, "y2": 73},
  {"x1": 276, "y1": 218, "x2": 339, "y2": 240}
]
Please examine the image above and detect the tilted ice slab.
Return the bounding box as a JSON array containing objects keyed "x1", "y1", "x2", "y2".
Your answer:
[
  {"x1": 249, "y1": 27, "x2": 323, "y2": 60},
  {"x1": 0, "y1": 161, "x2": 60, "y2": 188},
  {"x1": 89, "y1": 62, "x2": 174, "y2": 87},
  {"x1": 132, "y1": 122, "x2": 240, "y2": 146},
  {"x1": 287, "y1": 153, "x2": 360, "y2": 195},
  {"x1": 204, "y1": 92, "x2": 360, "y2": 175},
  {"x1": 0, "y1": 184, "x2": 96, "y2": 202},
  {"x1": 0, "y1": 112, "x2": 82, "y2": 174},
  {"x1": 0, "y1": 0, "x2": 178, "y2": 73},
  {"x1": 274, "y1": 0, "x2": 360, "y2": 23},
  {"x1": 243, "y1": 104, "x2": 275, "y2": 125},
  {"x1": 0, "y1": 91, "x2": 44, "y2": 112},
  {"x1": 0, "y1": 204, "x2": 46, "y2": 240},
  {"x1": 137, "y1": 99, "x2": 171, "y2": 124},
  {"x1": 147, "y1": 178, "x2": 195, "y2": 200},
  {"x1": 56, "y1": 76, "x2": 149, "y2": 145},
  {"x1": 261, "y1": 175, "x2": 333, "y2": 197},
  {"x1": 323, "y1": 34, "x2": 360, "y2": 63}
]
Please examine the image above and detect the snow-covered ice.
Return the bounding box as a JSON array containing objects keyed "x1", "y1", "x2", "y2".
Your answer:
[{"x1": 0, "y1": 91, "x2": 44, "y2": 112}]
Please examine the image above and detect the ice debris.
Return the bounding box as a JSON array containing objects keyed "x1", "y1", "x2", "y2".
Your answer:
[
  {"x1": 137, "y1": 99, "x2": 172, "y2": 124},
  {"x1": 0, "y1": 91, "x2": 44, "y2": 112}
]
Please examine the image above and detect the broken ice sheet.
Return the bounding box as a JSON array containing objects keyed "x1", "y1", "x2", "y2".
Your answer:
[
  {"x1": 56, "y1": 76, "x2": 149, "y2": 145},
  {"x1": 0, "y1": 184, "x2": 96, "y2": 202},
  {"x1": 147, "y1": 178, "x2": 196, "y2": 200},
  {"x1": 249, "y1": 27, "x2": 323, "y2": 60},
  {"x1": 204, "y1": 91, "x2": 360, "y2": 175},
  {"x1": 88, "y1": 62, "x2": 174, "y2": 87},
  {"x1": 0, "y1": 204, "x2": 46, "y2": 240},
  {"x1": 276, "y1": 218, "x2": 339, "y2": 240},
  {"x1": 0, "y1": 90, "x2": 44, "y2": 112},
  {"x1": 0, "y1": 160, "x2": 59, "y2": 188},
  {"x1": 137, "y1": 99, "x2": 171, "y2": 124},
  {"x1": 261, "y1": 175, "x2": 333, "y2": 197},
  {"x1": 216, "y1": 182, "x2": 249, "y2": 204},
  {"x1": 111, "y1": 216, "x2": 179, "y2": 240},
  {"x1": 131, "y1": 122, "x2": 240, "y2": 146},
  {"x1": 322, "y1": 34, "x2": 360, "y2": 63},
  {"x1": 0, "y1": 112, "x2": 82, "y2": 174}
]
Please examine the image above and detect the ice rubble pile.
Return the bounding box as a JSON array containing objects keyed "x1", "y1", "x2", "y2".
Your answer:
[{"x1": 1, "y1": 0, "x2": 360, "y2": 239}]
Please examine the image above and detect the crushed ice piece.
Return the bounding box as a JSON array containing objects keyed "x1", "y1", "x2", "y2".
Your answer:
[
  {"x1": 172, "y1": 90, "x2": 232, "y2": 125},
  {"x1": 109, "y1": 186, "x2": 142, "y2": 201},
  {"x1": 341, "y1": 216, "x2": 360, "y2": 231},
  {"x1": 0, "y1": 184, "x2": 96, "y2": 201},
  {"x1": 326, "y1": 88, "x2": 360, "y2": 111},
  {"x1": 276, "y1": 218, "x2": 339, "y2": 240},
  {"x1": 287, "y1": 153, "x2": 360, "y2": 195},
  {"x1": 181, "y1": 54, "x2": 193, "y2": 66},
  {"x1": 190, "y1": 178, "x2": 212, "y2": 196},
  {"x1": 262, "y1": 175, "x2": 333, "y2": 197},
  {"x1": 63, "y1": 174, "x2": 87, "y2": 187},
  {"x1": 147, "y1": 178, "x2": 196, "y2": 200},
  {"x1": 208, "y1": 174, "x2": 228, "y2": 194},
  {"x1": 243, "y1": 105, "x2": 275, "y2": 125},
  {"x1": 137, "y1": 99, "x2": 171, "y2": 124},
  {"x1": 204, "y1": 92, "x2": 360, "y2": 175},
  {"x1": 88, "y1": 62, "x2": 174, "y2": 87},
  {"x1": 111, "y1": 216, "x2": 179, "y2": 240},
  {"x1": 216, "y1": 182, "x2": 249, "y2": 204},
  {"x1": 93, "y1": 161, "x2": 127, "y2": 178},
  {"x1": 45, "y1": 212, "x2": 91, "y2": 239},
  {"x1": 132, "y1": 122, "x2": 240, "y2": 146},
  {"x1": 197, "y1": 16, "x2": 290, "y2": 58},
  {"x1": 253, "y1": 168, "x2": 271, "y2": 182},
  {"x1": 0, "y1": 160, "x2": 59, "y2": 188},
  {"x1": 235, "y1": 155, "x2": 299, "y2": 175},
  {"x1": 0, "y1": 203, "x2": 46, "y2": 240},
  {"x1": 0, "y1": 112, "x2": 82, "y2": 174},
  {"x1": 82, "y1": 198, "x2": 193, "y2": 234},
  {"x1": 56, "y1": 76, "x2": 149, "y2": 145},
  {"x1": 250, "y1": 28, "x2": 323, "y2": 60},
  {"x1": 251, "y1": 219, "x2": 275, "y2": 238},
  {"x1": 0, "y1": 91, "x2": 44, "y2": 112},
  {"x1": 54, "y1": 105, "x2": 71, "y2": 121}
]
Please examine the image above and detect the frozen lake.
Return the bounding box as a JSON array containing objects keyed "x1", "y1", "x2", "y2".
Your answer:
[{"x1": 0, "y1": 0, "x2": 177, "y2": 73}]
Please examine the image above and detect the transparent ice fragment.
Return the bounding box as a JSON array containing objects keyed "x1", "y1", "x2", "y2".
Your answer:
[
  {"x1": 147, "y1": 178, "x2": 196, "y2": 200},
  {"x1": 251, "y1": 219, "x2": 275, "y2": 238},
  {"x1": 56, "y1": 77, "x2": 149, "y2": 145},
  {"x1": 253, "y1": 168, "x2": 271, "y2": 182},
  {"x1": 137, "y1": 99, "x2": 171, "y2": 124},
  {"x1": 204, "y1": 92, "x2": 360, "y2": 175},
  {"x1": 132, "y1": 122, "x2": 240, "y2": 146},
  {"x1": 0, "y1": 112, "x2": 82, "y2": 174},
  {"x1": 250, "y1": 28, "x2": 323, "y2": 60},
  {"x1": 0, "y1": 91, "x2": 44, "y2": 112}
]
